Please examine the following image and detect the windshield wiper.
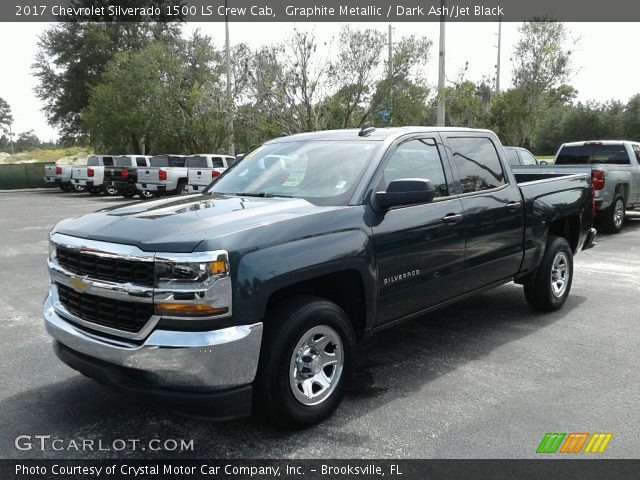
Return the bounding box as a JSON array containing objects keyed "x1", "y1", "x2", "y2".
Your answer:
[{"x1": 236, "y1": 192, "x2": 293, "y2": 198}]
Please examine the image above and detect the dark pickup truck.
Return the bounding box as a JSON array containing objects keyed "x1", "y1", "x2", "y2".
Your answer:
[
  {"x1": 103, "y1": 155, "x2": 152, "y2": 198},
  {"x1": 44, "y1": 127, "x2": 596, "y2": 427}
]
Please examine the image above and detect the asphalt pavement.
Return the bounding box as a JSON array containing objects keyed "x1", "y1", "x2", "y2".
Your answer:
[{"x1": 1, "y1": 190, "x2": 639, "y2": 459}]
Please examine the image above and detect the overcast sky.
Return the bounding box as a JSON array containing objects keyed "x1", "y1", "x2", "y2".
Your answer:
[{"x1": 0, "y1": 22, "x2": 637, "y2": 141}]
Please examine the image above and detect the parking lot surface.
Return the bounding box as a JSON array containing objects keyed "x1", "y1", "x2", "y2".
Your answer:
[{"x1": 1, "y1": 190, "x2": 639, "y2": 458}]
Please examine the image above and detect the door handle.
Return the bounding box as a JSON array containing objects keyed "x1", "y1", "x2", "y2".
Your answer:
[
  {"x1": 442, "y1": 213, "x2": 464, "y2": 224},
  {"x1": 506, "y1": 201, "x2": 522, "y2": 211}
]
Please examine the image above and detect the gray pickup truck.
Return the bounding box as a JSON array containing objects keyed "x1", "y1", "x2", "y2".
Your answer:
[
  {"x1": 522, "y1": 141, "x2": 640, "y2": 233},
  {"x1": 44, "y1": 127, "x2": 596, "y2": 427}
]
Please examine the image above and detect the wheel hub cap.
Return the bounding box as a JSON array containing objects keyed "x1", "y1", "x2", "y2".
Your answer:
[
  {"x1": 550, "y1": 252, "x2": 570, "y2": 298},
  {"x1": 289, "y1": 325, "x2": 344, "y2": 406}
]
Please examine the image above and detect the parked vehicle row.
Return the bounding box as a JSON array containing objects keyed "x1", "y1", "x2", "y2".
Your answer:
[{"x1": 44, "y1": 153, "x2": 239, "y2": 199}]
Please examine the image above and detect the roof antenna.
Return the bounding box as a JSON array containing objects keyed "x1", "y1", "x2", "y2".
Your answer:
[{"x1": 359, "y1": 123, "x2": 376, "y2": 137}]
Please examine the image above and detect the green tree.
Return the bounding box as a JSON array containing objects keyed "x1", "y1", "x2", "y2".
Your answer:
[
  {"x1": 84, "y1": 33, "x2": 226, "y2": 154},
  {"x1": 623, "y1": 94, "x2": 640, "y2": 141},
  {"x1": 511, "y1": 20, "x2": 574, "y2": 144},
  {"x1": 0, "y1": 97, "x2": 14, "y2": 154},
  {"x1": 32, "y1": 1, "x2": 182, "y2": 140}
]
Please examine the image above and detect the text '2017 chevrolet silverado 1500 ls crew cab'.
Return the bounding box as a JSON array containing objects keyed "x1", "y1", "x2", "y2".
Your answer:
[{"x1": 44, "y1": 127, "x2": 596, "y2": 427}]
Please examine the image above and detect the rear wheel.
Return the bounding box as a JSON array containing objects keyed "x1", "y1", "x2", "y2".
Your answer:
[
  {"x1": 138, "y1": 189, "x2": 155, "y2": 199},
  {"x1": 72, "y1": 184, "x2": 86, "y2": 193},
  {"x1": 524, "y1": 236, "x2": 573, "y2": 311},
  {"x1": 120, "y1": 189, "x2": 136, "y2": 198},
  {"x1": 599, "y1": 195, "x2": 625, "y2": 234},
  {"x1": 180, "y1": 183, "x2": 190, "y2": 195},
  {"x1": 255, "y1": 296, "x2": 355, "y2": 428},
  {"x1": 103, "y1": 185, "x2": 119, "y2": 196},
  {"x1": 176, "y1": 179, "x2": 187, "y2": 196}
]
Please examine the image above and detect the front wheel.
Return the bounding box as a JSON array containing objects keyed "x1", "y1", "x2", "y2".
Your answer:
[
  {"x1": 88, "y1": 187, "x2": 101, "y2": 195},
  {"x1": 255, "y1": 296, "x2": 355, "y2": 428},
  {"x1": 524, "y1": 236, "x2": 573, "y2": 311}
]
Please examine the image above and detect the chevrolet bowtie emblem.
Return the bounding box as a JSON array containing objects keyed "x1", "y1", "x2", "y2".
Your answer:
[{"x1": 71, "y1": 277, "x2": 89, "y2": 293}]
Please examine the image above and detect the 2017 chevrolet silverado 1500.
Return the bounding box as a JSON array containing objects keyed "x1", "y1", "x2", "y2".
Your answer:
[
  {"x1": 103, "y1": 155, "x2": 152, "y2": 198},
  {"x1": 185, "y1": 154, "x2": 236, "y2": 194},
  {"x1": 522, "y1": 140, "x2": 640, "y2": 233},
  {"x1": 71, "y1": 155, "x2": 115, "y2": 195},
  {"x1": 44, "y1": 164, "x2": 73, "y2": 191},
  {"x1": 44, "y1": 127, "x2": 596, "y2": 427},
  {"x1": 135, "y1": 155, "x2": 188, "y2": 198}
]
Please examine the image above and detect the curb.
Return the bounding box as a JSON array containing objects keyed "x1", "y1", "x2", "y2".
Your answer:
[{"x1": 0, "y1": 188, "x2": 59, "y2": 193}]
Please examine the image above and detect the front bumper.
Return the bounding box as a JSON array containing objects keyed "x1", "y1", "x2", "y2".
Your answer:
[{"x1": 43, "y1": 292, "x2": 263, "y2": 391}]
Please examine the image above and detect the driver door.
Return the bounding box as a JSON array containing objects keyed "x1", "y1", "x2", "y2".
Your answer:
[{"x1": 369, "y1": 136, "x2": 466, "y2": 326}]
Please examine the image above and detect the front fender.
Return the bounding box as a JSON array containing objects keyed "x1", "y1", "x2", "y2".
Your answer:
[{"x1": 233, "y1": 229, "x2": 375, "y2": 329}]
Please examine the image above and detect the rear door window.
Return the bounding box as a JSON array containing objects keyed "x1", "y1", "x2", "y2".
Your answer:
[
  {"x1": 505, "y1": 148, "x2": 521, "y2": 165},
  {"x1": 448, "y1": 137, "x2": 506, "y2": 193},
  {"x1": 519, "y1": 150, "x2": 538, "y2": 165}
]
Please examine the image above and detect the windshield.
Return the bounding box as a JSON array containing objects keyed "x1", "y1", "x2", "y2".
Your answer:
[
  {"x1": 208, "y1": 140, "x2": 380, "y2": 205},
  {"x1": 150, "y1": 155, "x2": 186, "y2": 167},
  {"x1": 115, "y1": 156, "x2": 131, "y2": 166},
  {"x1": 556, "y1": 144, "x2": 630, "y2": 165}
]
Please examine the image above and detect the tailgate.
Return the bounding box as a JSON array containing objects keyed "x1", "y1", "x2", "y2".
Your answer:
[
  {"x1": 188, "y1": 168, "x2": 215, "y2": 186},
  {"x1": 71, "y1": 167, "x2": 88, "y2": 180},
  {"x1": 103, "y1": 167, "x2": 119, "y2": 181},
  {"x1": 137, "y1": 168, "x2": 160, "y2": 184}
]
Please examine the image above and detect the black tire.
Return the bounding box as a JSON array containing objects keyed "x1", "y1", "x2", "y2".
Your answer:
[
  {"x1": 119, "y1": 189, "x2": 136, "y2": 199},
  {"x1": 88, "y1": 187, "x2": 101, "y2": 196},
  {"x1": 598, "y1": 195, "x2": 625, "y2": 234},
  {"x1": 59, "y1": 185, "x2": 70, "y2": 192},
  {"x1": 255, "y1": 296, "x2": 355, "y2": 428},
  {"x1": 72, "y1": 184, "x2": 86, "y2": 193},
  {"x1": 103, "y1": 185, "x2": 119, "y2": 196},
  {"x1": 176, "y1": 179, "x2": 187, "y2": 196},
  {"x1": 524, "y1": 236, "x2": 573, "y2": 311},
  {"x1": 138, "y1": 189, "x2": 155, "y2": 199}
]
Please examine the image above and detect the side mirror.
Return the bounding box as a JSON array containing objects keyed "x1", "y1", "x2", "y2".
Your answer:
[
  {"x1": 539, "y1": 160, "x2": 548, "y2": 165},
  {"x1": 372, "y1": 179, "x2": 435, "y2": 212}
]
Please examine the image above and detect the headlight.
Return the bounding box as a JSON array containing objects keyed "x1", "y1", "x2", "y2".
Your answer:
[
  {"x1": 48, "y1": 241, "x2": 57, "y2": 261},
  {"x1": 154, "y1": 251, "x2": 231, "y2": 318}
]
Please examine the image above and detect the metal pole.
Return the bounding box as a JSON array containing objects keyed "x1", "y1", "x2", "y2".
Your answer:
[
  {"x1": 225, "y1": 0, "x2": 235, "y2": 157},
  {"x1": 8, "y1": 123, "x2": 14, "y2": 155},
  {"x1": 436, "y1": 1, "x2": 446, "y2": 126},
  {"x1": 496, "y1": 16, "x2": 502, "y2": 93},
  {"x1": 388, "y1": 25, "x2": 393, "y2": 78}
]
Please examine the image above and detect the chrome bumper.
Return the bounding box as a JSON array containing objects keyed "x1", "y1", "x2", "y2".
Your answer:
[{"x1": 44, "y1": 292, "x2": 263, "y2": 390}]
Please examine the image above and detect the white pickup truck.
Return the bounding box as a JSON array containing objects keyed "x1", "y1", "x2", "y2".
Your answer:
[
  {"x1": 71, "y1": 155, "x2": 116, "y2": 195},
  {"x1": 135, "y1": 155, "x2": 188, "y2": 197},
  {"x1": 43, "y1": 164, "x2": 74, "y2": 191},
  {"x1": 185, "y1": 154, "x2": 236, "y2": 194}
]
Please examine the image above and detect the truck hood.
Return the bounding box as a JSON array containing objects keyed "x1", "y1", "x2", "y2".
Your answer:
[{"x1": 52, "y1": 194, "x2": 341, "y2": 252}]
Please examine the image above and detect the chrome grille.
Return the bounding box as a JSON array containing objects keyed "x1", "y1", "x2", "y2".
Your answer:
[
  {"x1": 56, "y1": 283, "x2": 153, "y2": 333},
  {"x1": 56, "y1": 245, "x2": 155, "y2": 287}
]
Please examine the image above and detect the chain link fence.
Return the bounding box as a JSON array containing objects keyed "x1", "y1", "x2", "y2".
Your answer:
[{"x1": 0, "y1": 164, "x2": 56, "y2": 189}]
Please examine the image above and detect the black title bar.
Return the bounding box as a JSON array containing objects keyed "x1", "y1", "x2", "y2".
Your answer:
[{"x1": 2, "y1": 0, "x2": 640, "y2": 22}]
